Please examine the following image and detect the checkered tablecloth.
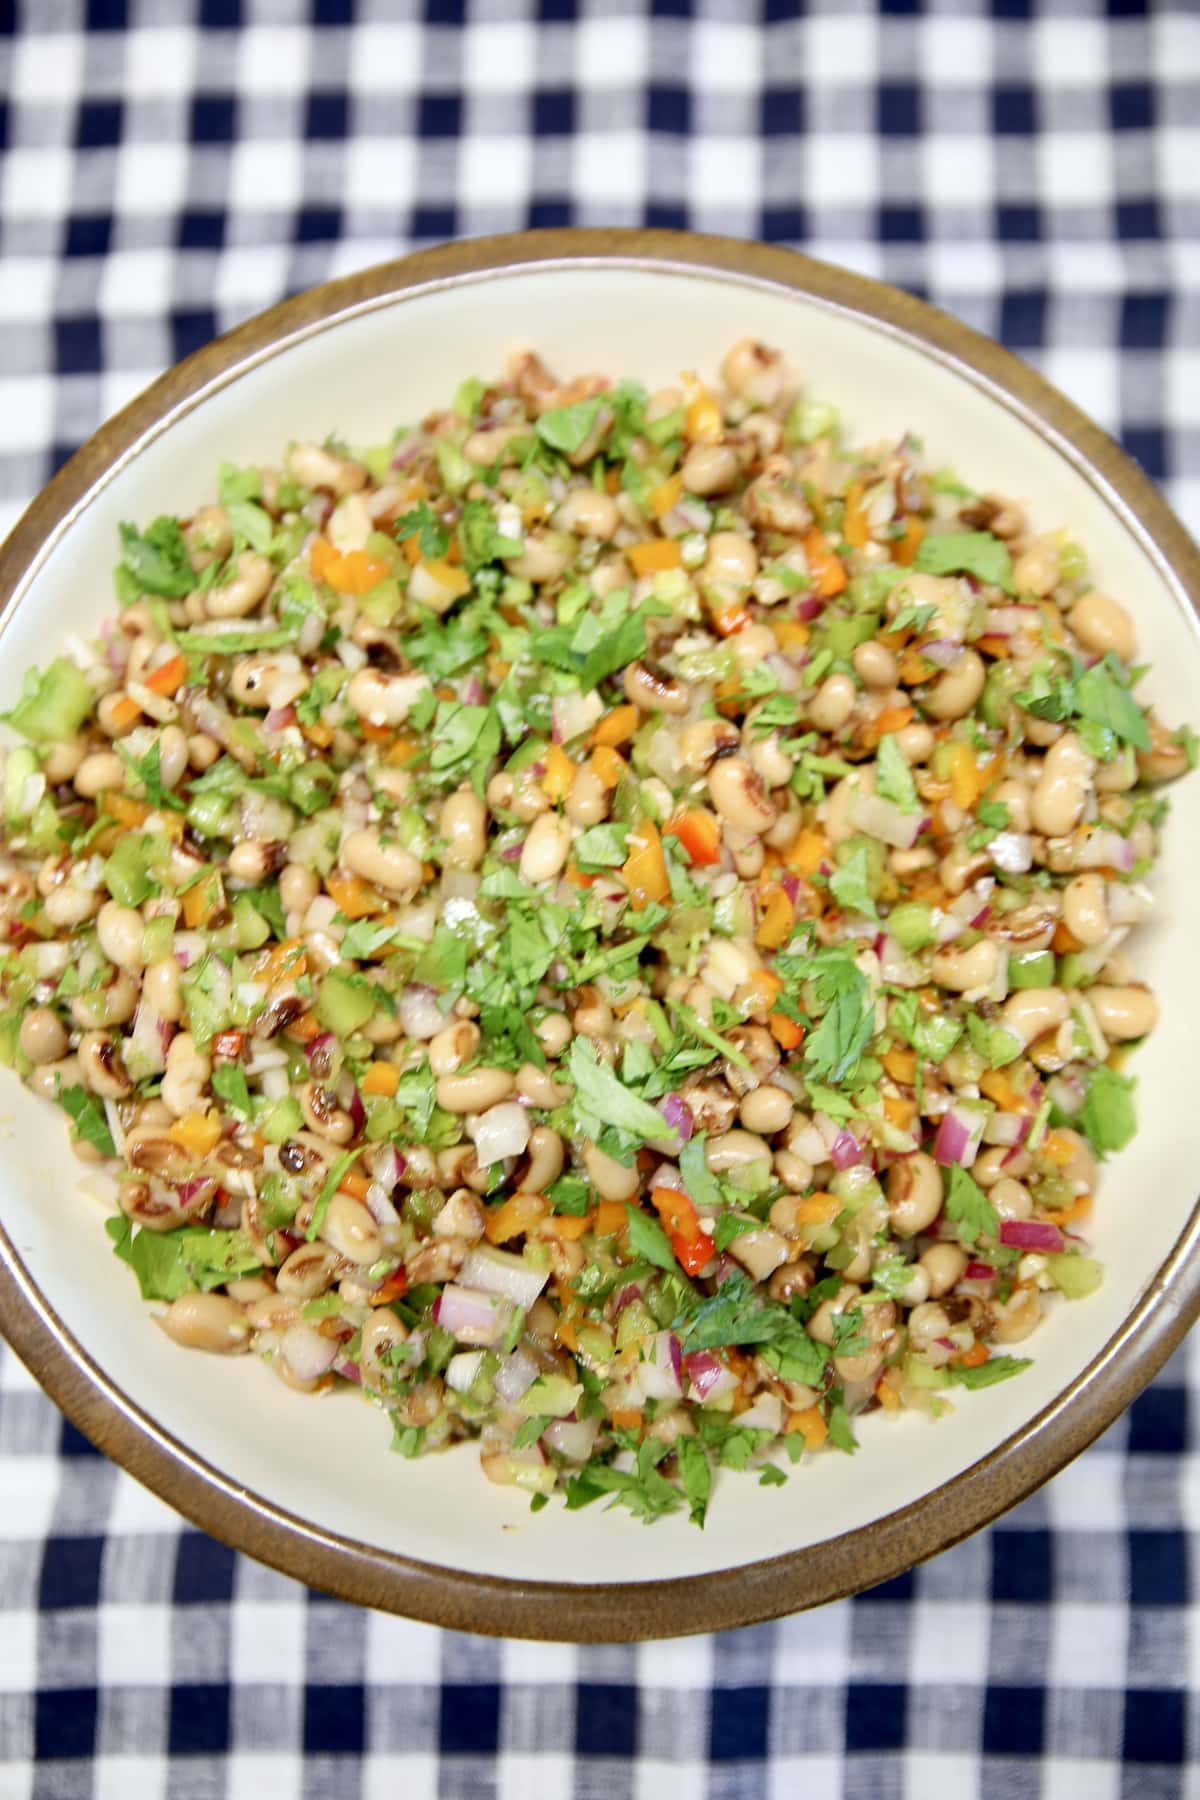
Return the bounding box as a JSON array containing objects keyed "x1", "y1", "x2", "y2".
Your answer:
[{"x1": 1, "y1": 2, "x2": 1199, "y2": 1795}]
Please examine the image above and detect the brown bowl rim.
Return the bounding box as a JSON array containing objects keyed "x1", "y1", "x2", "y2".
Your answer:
[{"x1": 1, "y1": 228, "x2": 1198, "y2": 1642}]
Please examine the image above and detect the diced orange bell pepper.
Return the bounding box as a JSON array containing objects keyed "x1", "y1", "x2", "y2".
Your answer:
[
  {"x1": 894, "y1": 516, "x2": 926, "y2": 566},
  {"x1": 883, "y1": 1093, "x2": 917, "y2": 1130},
  {"x1": 771, "y1": 617, "x2": 810, "y2": 651},
  {"x1": 769, "y1": 1011, "x2": 804, "y2": 1051},
  {"x1": 1043, "y1": 1192, "x2": 1093, "y2": 1228},
  {"x1": 182, "y1": 871, "x2": 225, "y2": 930},
  {"x1": 1052, "y1": 919, "x2": 1082, "y2": 955},
  {"x1": 947, "y1": 742, "x2": 983, "y2": 811},
  {"x1": 326, "y1": 873, "x2": 387, "y2": 919},
  {"x1": 610, "y1": 1406, "x2": 645, "y2": 1433},
  {"x1": 650, "y1": 473, "x2": 683, "y2": 520},
  {"x1": 683, "y1": 385, "x2": 723, "y2": 445},
  {"x1": 169, "y1": 1109, "x2": 223, "y2": 1158},
  {"x1": 107, "y1": 694, "x2": 142, "y2": 732},
  {"x1": 651, "y1": 1185, "x2": 700, "y2": 1242},
  {"x1": 544, "y1": 1212, "x2": 591, "y2": 1243},
  {"x1": 621, "y1": 819, "x2": 671, "y2": 907},
  {"x1": 785, "y1": 828, "x2": 829, "y2": 878},
  {"x1": 875, "y1": 1370, "x2": 904, "y2": 1410},
  {"x1": 802, "y1": 528, "x2": 848, "y2": 599},
  {"x1": 1041, "y1": 1131, "x2": 1078, "y2": 1169},
  {"x1": 710, "y1": 598, "x2": 751, "y2": 637},
  {"x1": 419, "y1": 558, "x2": 472, "y2": 600},
  {"x1": 795, "y1": 1193, "x2": 840, "y2": 1225},
  {"x1": 310, "y1": 539, "x2": 393, "y2": 597},
  {"x1": 588, "y1": 745, "x2": 627, "y2": 789},
  {"x1": 339, "y1": 1170, "x2": 372, "y2": 1202},
  {"x1": 369, "y1": 1270, "x2": 409, "y2": 1307},
  {"x1": 842, "y1": 480, "x2": 869, "y2": 549},
  {"x1": 144, "y1": 652, "x2": 187, "y2": 697},
  {"x1": 592, "y1": 1200, "x2": 629, "y2": 1238},
  {"x1": 102, "y1": 791, "x2": 151, "y2": 829},
  {"x1": 309, "y1": 536, "x2": 339, "y2": 582},
  {"x1": 361, "y1": 1062, "x2": 400, "y2": 1098},
  {"x1": 627, "y1": 538, "x2": 682, "y2": 576},
  {"x1": 787, "y1": 1405, "x2": 828, "y2": 1450},
  {"x1": 665, "y1": 807, "x2": 722, "y2": 868},
  {"x1": 882, "y1": 1047, "x2": 917, "y2": 1085},
  {"x1": 540, "y1": 743, "x2": 576, "y2": 802},
  {"x1": 258, "y1": 938, "x2": 307, "y2": 987},
  {"x1": 860, "y1": 702, "x2": 915, "y2": 749},
  {"x1": 283, "y1": 1011, "x2": 323, "y2": 1043},
  {"x1": 952, "y1": 1341, "x2": 990, "y2": 1370},
  {"x1": 755, "y1": 882, "x2": 795, "y2": 950},
  {"x1": 591, "y1": 705, "x2": 639, "y2": 749},
  {"x1": 899, "y1": 648, "x2": 932, "y2": 685},
  {"x1": 980, "y1": 1069, "x2": 1023, "y2": 1112},
  {"x1": 484, "y1": 1192, "x2": 548, "y2": 1245}
]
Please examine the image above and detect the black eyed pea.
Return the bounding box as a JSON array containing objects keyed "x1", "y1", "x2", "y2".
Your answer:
[
  {"x1": 1086, "y1": 984, "x2": 1158, "y2": 1041},
  {"x1": 705, "y1": 530, "x2": 759, "y2": 586},
  {"x1": 990, "y1": 777, "x2": 1032, "y2": 832},
  {"x1": 727, "y1": 828, "x2": 765, "y2": 882},
  {"x1": 1071, "y1": 590, "x2": 1136, "y2": 663},
  {"x1": 738, "y1": 1084, "x2": 794, "y2": 1135},
  {"x1": 886, "y1": 1151, "x2": 943, "y2": 1237},
  {"x1": 276, "y1": 1242, "x2": 342, "y2": 1300},
  {"x1": 77, "y1": 1030, "x2": 133, "y2": 1099},
  {"x1": 622, "y1": 660, "x2": 689, "y2": 715},
  {"x1": 161, "y1": 1031, "x2": 211, "y2": 1117},
  {"x1": 707, "y1": 756, "x2": 777, "y2": 835},
  {"x1": 286, "y1": 442, "x2": 367, "y2": 496},
  {"x1": 504, "y1": 530, "x2": 575, "y2": 585},
  {"x1": 227, "y1": 840, "x2": 284, "y2": 885},
  {"x1": 185, "y1": 503, "x2": 233, "y2": 570},
  {"x1": 886, "y1": 1262, "x2": 931, "y2": 1308},
  {"x1": 516, "y1": 1063, "x2": 571, "y2": 1109},
  {"x1": 728, "y1": 1226, "x2": 790, "y2": 1283},
  {"x1": 439, "y1": 786, "x2": 487, "y2": 870},
  {"x1": 230, "y1": 655, "x2": 294, "y2": 710},
  {"x1": 279, "y1": 864, "x2": 319, "y2": 915},
  {"x1": 554, "y1": 486, "x2": 619, "y2": 540},
  {"x1": 808, "y1": 672, "x2": 857, "y2": 733},
  {"x1": 773, "y1": 1148, "x2": 815, "y2": 1192},
  {"x1": 564, "y1": 762, "x2": 609, "y2": 827},
  {"x1": 522, "y1": 1125, "x2": 565, "y2": 1194},
  {"x1": 154, "y1": 725, "x2": 189, "y2": 790},
  {"x1": 71, "y1": 972, "x2": 137, "y2": 1029},
  {"x1": 930, "y1": 937, "x2": 1003, "y2": 995},
  {"x1": 436, "y1": 1066, "x2": 515, "y2": 1114},
  {"x1": 1030, "y1": 732, "x2": 1094, "y2": 837},
  {"x1": 938, "y1": 844, "x2": 993, "y2": 897},
  {"x1": 720, "y1": 337, "x2": 787, "y2": 406},
  {"x1": 204, "y1": 549, "x2": 274, "y2": 620},
  {"x1": 1000, "y1": 986, "x2": 1071, "y2": 1049},
  {"x1": 582, "y1": 1140, "x2": 640, "y2": 1202},
  {"x1": 187, "y1": 732, "x2": 221, "y2": 772},
  {"x1": 299, "y1": 1082, "x2": 355, "y2": 1146},
  {"x1": 346, "y1": 668, "x2": 429, "y2": 728},
  {"x1": 893, "y1": 722, "x2": 935, "y2": 764},
  {"x1": 519, "y1": 812, "x2": 571, "y2": 885},
  {"x1": 706, "y1": 1129, "x2": 773, "y2": 1175},
  {"x1": 728, "y1": 623, "x2": 777, "y2": 670},
  {"x1": 680, "y1": 443, "x2": 740, "y2": 496},
  {"x1": 989, "y1": 1285, "x2": 1043, "y2": 1344},
  {"x1": 341, "y1": 829, "x2": 422, "y2": 900},
  {"x1": 143, "y1": 957, "x2": 184, "y2": 1023},
  {"x1": 677, "y1": 718, "x2": 740, "y2": 773},
  {"x1": 18, "y1": 1007, "x2": 68, "y2": 1065},
  {"x1": 318, "y1": 1191, "x2": 383, "y2": 1265},
  {"x1": 906, "y1": 1300, "x2": 955, "y2": 1362},
  {"x1": 43, "y1": 879, "x2": 102, "y2": 929},
  {"x1": 807, "y1": 1282, "x2": 863, "y2": 1346},
  {"x1": 989, "y1": 1177, "x2": 1033, "y2": 1222},
  {"x1": 534, "y1": 1011, "x2": 573, "y2": 1058},
  {"x1": 918, "y1": 1243, "x2": 968, "y2": 1298},
  {"x1": 974, "y1": 1146, "x2": 1030, "y2": 1188},
  {"x1": 97, "y1": 691, "x2": 141, "y2": 738},
  {"x1": 158, "y1": 1292, "x2": 249, "y2": 1353},
  {"x1": 73, "y1": 750, "x2": 126, "y2": 798},
  {"x1": 96, "y1": 900, "x2": 146, "y2": 973},
  {"x1": 852, "y1": 641, "x2": 899, "y2": 690},
  {"x1": 464, "y1": 422, "x2": 525, "y2": 465},
  {"x1": 923, "y1": 648, "x2": 986, "y2": 721},
  {"x1": 428, "y1": 1020, "x2": 481, "y2": 1078},
  {"x1": 27, "y1": 1056, "x2": 78, "y2": 1103},
  {"x1": 1012, "y1": 537, "x2": 1061, "y2": 598},
  {"x1": 1137, "y1": 714, "x2": 1192, "y2": 783},
  {"x1": 834, "y1": 1298, "x2": 897, "y2": 1384},
  {"x1": 358, "y1": 1311, "x2": 410, "y2": 1387},
  {"x1": 1062, "y1": 872, "x2": 1109, "y2": 947}
]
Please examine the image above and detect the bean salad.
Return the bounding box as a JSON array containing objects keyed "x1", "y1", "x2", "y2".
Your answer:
[{"x1": 0, "y1": 340, "x2": 1191, "y2": 1524}]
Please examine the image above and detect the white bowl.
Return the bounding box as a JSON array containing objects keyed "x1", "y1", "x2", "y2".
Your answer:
[{"x1": 1, "y1": 232, "x2": 1198, "y2": 1640}]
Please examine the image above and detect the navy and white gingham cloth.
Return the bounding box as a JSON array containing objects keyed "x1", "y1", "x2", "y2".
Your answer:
[{"x1": 1, "y1": 3, "x2": 1199, "y2": 1795}]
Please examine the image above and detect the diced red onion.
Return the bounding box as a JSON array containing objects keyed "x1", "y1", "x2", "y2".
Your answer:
[
  {"x1": 493, "y1": 1344, "x2": 540, "y2": 1404},
  {"x1": 963, "y1": 1261, "x2": 996, "y2": 1282},
  {"x1": 364, "y1": 1182, "x2": 401, "y2": 1227},
  {"x1": 332, "y1": 1355, "x2": 363, "y2": 1385},
  {"x1": 983, "y1": 1111, "x2": 1033, "y2": 1148},
  {"x1": 398, "y1": 985, "x2": 443, "y2": 1040},
  {"x1": 735, "y1": 1392, "x2": 784, "y2": 1434},
  {"x1": 949, "y1": 878, "x2": 995, "y2": 923},
  {"x1": 612, "y1": 1283, "x2": 643, "y2": 1316},
  {"x1": 922, "y1": 638, "x2": 965, "y2": 668},
  {"x1": 304, "y1": 1032, "x2": 337, "y2": 1067},
  {"x1": 830, "y1": 1129, "x2": 867, "y2": 1170},
  {"x1": 1045, "y1": 1073, "x2": 1085, "y2": 1117},
  {"x1": 469, "y1": 1101, "x2": 531, "y2": 1167},
  {"x1": 459, "y1": 1244, "x2": 549, "y2": 1310},
  {"x1": 433, "y1": 1284, "x2": 513, "y2": 1347},
  {"x1": 1073, "y1": 829, "x2": 1135, "y2": 873},
  {"x1": 370, "y1": 1145, "x2": 406, "y2": 1190},
  {"x1": 345, "y1": 1085, "x2": 366, "y2": 1135},
  {"x1": 265, "y1": 704, "x2": 297, "y2": 732},
  {"x1": 658, "y1": 1093, "x2": 693, "y2": 1144},
  {"x1": 1000, "y1": 1220, "x2": 1064, "y2": 1252},
  {"x1": 795, "y1": 594, "x2": 826, "y2": 621},
  {"x1": 636, "y1": 1331, "x2": 683, "y2": 1402},
  {"x1": 500, "y1": 841, "x2": 524, "y2": 862},
  {"x1": 542, "y1": 1415, "x2": 600, "y2": 1464},
  {"x1": 445, "y1": 1350, "x2": 486, "y2": 1395},
  {"x1": 281, "y1": 1323, "x2": 338, "y2": 1382},
  {"x1": 175, "y1": 1174, "x2": 217, "y2": 1209},
  {"x1": 849, "y1": 788, "x2": 929, "y2": 850},
  {"x1": 933, "y1": 1102, "x2": 988, "y2": 1168},
  {"x1": 683, "y1": 1351, "x2": 738, "y2": 1402}
]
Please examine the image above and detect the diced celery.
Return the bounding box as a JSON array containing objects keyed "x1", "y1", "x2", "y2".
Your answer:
[
  {"x1": 1056, "y1": 952, "x2": 1096, "y2": 990},
  {"x1": 181, "y1": 954, "x2": 233, "y2": 1050},
  {"x1": 354, "y1": 444, "x2": 395, "y2": 485},
  {"x1": 785, "y1": 397, "x2": 839, "y2": 446},
  {"x1": 1044, "y1": 1252, "x2": 1103, "y2": 1300},
  {"x1": 0, "y1": 1009, "x2": 29, "y2": 1072},
  {"x1": 904, "y1": 1355, "x2": 950, "y2": 1391},
  {"x1": 517, "y1": 1374, "x2": 583, "y2": 1418},
  {"x1": 821, "y1": 613, "x2": 879, "y2": 660},
  {"x1": 288, "y1": 762, "x2": 336, "y2": 816},
  {"x1": 425, "y1": 1323, "x2": 457, "y2": 1373},
  {"x1": 104, "y1": 833, "x2": 165, "y2": 907},
  {"x1": 6, "y1": 659, "x2": 94, "y2": 743},
  {"x1": 314, "y1": 970, "x2": 377, "y2": 1036},
  {"x1": 1057, "y1": 538, "x2": 1089, "y2": 584},
  {"x1": 187, "y1": 790, "x2": 235, "y2": 840},
  {"x1": 453, "y1": 377, "x2": 486, "y2": 421},
  {"x1": 980, "y1": 663, "x2": 1022, "y2": 729},
  {"x1": 232, "y1": 894, "x2": 271, "y2": 950},
  {"x1": 616, "y1": 1298, "x2": 656, "y2": 1349},
  {"x1": 25, "y1": 795, "x2": 64, "y2": 854},
  {"x1": 288, "y1": 812, "x2": 340, "y2": 877},
  {"x1": 357, "y1": 578, "x2": 403, "y2": 627},
  {"x1": 4, "y1": 747, "x2": 40, "y2": 820},
  {"x1": 141, "y1": 915, "x2": 175, "y2": 965},
  {"x1": 258, "y1": 1095, "x2": 303, "y2": 1145},
  {"x1": 888, "y1": 900, "x2": 937, "y2": 952},
  {"x1": 1010, "y1": 948, "x2": 1056, "y2": 990},
  {"x1": 435, "y1": 439, "x2": 473, "y2": 495}
]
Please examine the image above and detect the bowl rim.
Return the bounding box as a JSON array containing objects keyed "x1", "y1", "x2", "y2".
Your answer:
[{"x1": 1, "y1": 227, "x2": 1199, "y2": 1641}]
